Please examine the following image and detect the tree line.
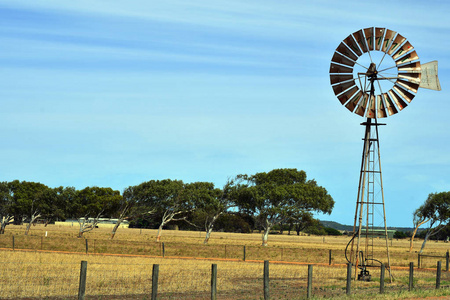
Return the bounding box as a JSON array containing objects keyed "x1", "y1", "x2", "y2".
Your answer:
[{"x1": 0, "y1": 168, "x2": 335, "y2": 246}]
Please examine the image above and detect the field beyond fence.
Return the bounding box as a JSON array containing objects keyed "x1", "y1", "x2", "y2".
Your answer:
[{"x1": 1, "y1": 225, "x2": 450, "y2": 299}]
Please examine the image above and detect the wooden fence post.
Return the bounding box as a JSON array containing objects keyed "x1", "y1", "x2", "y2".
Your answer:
[
  {"x1": 409, "y1": 262, "x2": 414, "y2": 291},
  {"x1": 85, "y1": 239, "x2": 88, "y2": 254},
  {"x1": 379, "y1": 263, "x2": 385, "y2": 294},
  {"x1": 78, "y1": 261, "x2": 88, "y2": 300},
  {"x1": 307, "y1": 265, "x2": 313, "y2": 299},
  {"x1": 264, "y1": 260, "x2": 269, "y2": 300},
  {"x1": 436, "y1": 261, "x2": 442, "y2": 289},
  {"x1": 152, "y1": 264, "x2": 159, "y2": 300},
  {"x1": 346, "y1": 263, "x2": 352, "y2": 295},
  {"x1": 211, "y1": 264, "x2": 217, "y2": 300},
  {"x1": 329, "y1": 250, "x2": 332, "y2": 265},
  {"x1": 243, "y1": 246, "x2": 246, "y2": 261},
  {"x1": 12, "y1": 235, "x2": 15, "y2": 251},
  {"x1": 162, "y1": 242, "x2": 165, "y2": 258}
]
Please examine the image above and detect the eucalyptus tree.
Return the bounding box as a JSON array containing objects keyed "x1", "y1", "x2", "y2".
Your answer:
[
  {"x1": 131, "y1": 179, "x2": 194, "y2": 242},
  {"x1": 72, "y1": 187, "x2": 122, "y2": 237},
  {"x1": 235, "y1": 168, "x2": 334, "y2": 246},
  {"x1": 0, "y1": 181, "x2": 13, "y2": 234},
  {"x1": 110, "y1": 186, "x2": 136, "y2": 239},
  {"x1": 185, "y1": 181, "x2": 225, "y2": 244},
  {"x1": 6, "y1": 180, "x2": 52, "y2": 235},
  {"x1": 411, "y1": 192, "x2": 450, "y2": 253}
]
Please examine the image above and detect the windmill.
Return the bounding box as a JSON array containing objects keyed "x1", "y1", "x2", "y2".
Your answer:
[{"x1": 329, "y1": 27, "x2": 441, "y2": 281}]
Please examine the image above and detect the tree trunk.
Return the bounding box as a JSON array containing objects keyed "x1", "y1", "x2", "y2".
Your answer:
[
  {"x1": 262, "y1": 226, "x2": 271, "y2": 247},
  {"x1": 111, "y1": 219, "x2": 123, "y2": 239},
  {"x1": 410, "y1": 219, "x2": 429, "y2": 252},
  {"x1": 156, "y1": 224, "x2": 164, "y2": 242},
  {"x1": 419, "y1": 232, "x2": 432, "y2": 254},
  {"x1": 25, "y1": 213, "x2": 41, "y2": 235},
  {"x1": 204, "y1": 226, "x2": 213, "y2": 244}
]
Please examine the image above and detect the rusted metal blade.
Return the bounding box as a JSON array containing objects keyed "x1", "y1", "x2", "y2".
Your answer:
[
  {"x1": 395, "y1": 50, "x2": 419, "y2": 65},
  {"x1": 330, "y1": 74, "x2": 354, "y2": 85},
  {"x1": 364, "y1": 27, "x2": 374, "y2": 51},
  {"x1": 398, "y1": 61, "x2": 421, "y2": 73},
  {"x1": 382, "y1": 29, "x2": 396, "y2": 53},
  {"x1": 382, "y1": 93, "x2": 398, "y2": 116},
  {"x1": 345, "y1": 91, "x2": 363, "y2": 112},
  {"x1": 392, "y1": 41, "x2": 414, "y2": 60},
  {"x1": 355, "y1": 93, "x2": 369, "y2": 116},
  {"x1": 336, "y1": 42, "x2": 359, "y2": 61},
  {"x1": 338, "y1": 86, "x2": 359, "y2": 105},
  {"x1": 388, "y1": 34, "x2": 406, "y2": 55},
  {"x1": 353, "y1": 29, "x2": 369, "y2": 53},
  {"x1": 330, "y1": 62, "x2": 353, "y2": 74},
  {"x1": 332, "y1": 51, "x2": 356, "y2": 67},
  {"x1": 366, "y1": 94, "x2": 376, "y2": 118},
  {"x1": 343, "y1": 34, "x2": 362, "y2": 56},
  {"x1": 375, "y1": 28, "x2": 385, "y2": 51},
  {"x1": 388, "y1": 90, "x2": 408, "y2": 110},
  {"x1": 332, "y1": 80, "x2": 356, "y2": 96},
  {"x1": 376, "y1": 95, "x2": 387, "y2": 118},
  {"x1": 393, "y1": 85, "x2": 415, "y2": 103},
  {"x1": 398, "y1": 72, "x2": 421, "y2": 84}
]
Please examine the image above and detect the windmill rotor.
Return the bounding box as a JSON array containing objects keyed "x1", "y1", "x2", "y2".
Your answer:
[{"x1": 330, "y1": 27, "x2": 440, "y2": 118}]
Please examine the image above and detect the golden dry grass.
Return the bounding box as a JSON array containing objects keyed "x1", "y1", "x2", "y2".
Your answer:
[{"x1": 1, "y1": 224, "x2": 450, "y2": 299}]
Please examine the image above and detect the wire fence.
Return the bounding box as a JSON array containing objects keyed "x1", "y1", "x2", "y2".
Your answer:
[
  {"x1": 1, "y1": 258, "x2": 449, "y2": 299},
  {"x1": 2, "y1": 234, "x2": 444, "y2": 268}
]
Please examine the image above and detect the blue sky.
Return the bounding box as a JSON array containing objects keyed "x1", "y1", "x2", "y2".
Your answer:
[{"x1": 1, "y1": 0, "x2": 449, "y2": 227}]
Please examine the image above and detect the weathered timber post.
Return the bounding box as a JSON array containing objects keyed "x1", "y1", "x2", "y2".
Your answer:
[
  {"x1": 346, "y1": 263, "x2": 352, "y2": 295},
  {"x1": 307, "y1": 265, "x2": 313, "y2": 299},
  {"x1": 85, "y1": 239, "x2": 88, "y2": 254},
  {"x1": 151, "y1": 264, "x2": 159, "y2": 300},
  {"x1": 264, "y1": 260, "x2": 269, "y2": 300},
  {"x1": 380, "y1": 263, "x2": 385, "y2": 294},
  {"x1": 409, "y1": 262, "x2": 414, "y2": 291},
  {"x1": 78, "y1": 261, "x2": 88, "y2": 300},
  {"x1": 243, "y1": 246, "x2": 246, "y2": 261},
  {"x1": 329, "y1": 249, "x2": 332, "y2": 265},
  {"x1": 12, "y1": 235, "x2": 15, "y2": 250},
  {"x1": 436, "y1": 261, "x2": 442, "y2": 289},
  {"x1": 211, "y1": 264, "x2": 217, "y2": 300}
]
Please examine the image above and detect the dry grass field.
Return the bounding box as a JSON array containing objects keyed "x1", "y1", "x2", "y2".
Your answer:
[{"x1": 1, "y1": 224, "x2": 450, "y2": 299}]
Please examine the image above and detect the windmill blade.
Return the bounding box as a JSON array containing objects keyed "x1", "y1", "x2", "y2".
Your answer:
[
  {"x1": 338, "y1": 86, "x2": 359, "y2": 105},
  {"x1": 396, "y1": 79, "x2": 420, "y2": 93},
  {"x1": 388, "y1": 90, "x2": 408, "y2": 111},
  {"x1": 355, "y1": 93, "x2": 369, "y2": 116},
  {"x1": 388, "y1": 34, "x2": 406, "y2": 55},
  {"x1": 330, "y1": 63, "x2": 353, "y2": 74},
  {"x1": 364, "y1": 27, "x2": 375, "y2": 51},
  {"x1": 375, "y1": 27, "x2": 386, "y2": 51},
  {"x1": 366, "y1": 94, "x2": 376, "y2": 118},
  {"x1": 331, "y1": 51, "x2": 356, "y2": 67},
  {"x1": 382, "y1": 29, "x2": 396, "y2": 53},
  {"x1": 332, "y1": 80, "x2": 356, "y2": 96},
  {"x1": 383, "y1": 93, "x2": 398, "y2": 116},
  {"x1": 345, "y1": 91, "x2": 363, "y2": 112},
  {"x1": 377, "y1": 95, "x2": 388, "y2": 118},
  {"x1": 397, "y1": 61, "x2": 421, "y2": 73},
  {"x1": 336, "y1": 42, "x2": 359, "y2": 61},
  {"x1": 419, "y1": 61, "x2": 441, "y2": 91},
  {"x1": 353, "y1": 29, "x2": 369, "y2": 53},
  {"x1": 343, "y1": 34, "x2": 362, "y2": 56}
]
